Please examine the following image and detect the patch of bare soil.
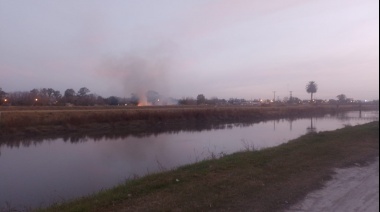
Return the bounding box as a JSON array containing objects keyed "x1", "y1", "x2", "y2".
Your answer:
[{"x1": 287, "y1": 158, "x2": 379, "y2": 212}]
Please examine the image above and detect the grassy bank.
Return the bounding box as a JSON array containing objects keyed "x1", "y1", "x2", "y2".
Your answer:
[
  {"x1": 0, "y1": 105, "x2": 375, "y2": 139},
  {"x1": 37, "y1": 121, "x2": 379, "y2": 212}
]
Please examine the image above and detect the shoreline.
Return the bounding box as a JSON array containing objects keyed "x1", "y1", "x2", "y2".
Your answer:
[{"x1": 0, "y1": 105, "x2": 376, "y2": 142}]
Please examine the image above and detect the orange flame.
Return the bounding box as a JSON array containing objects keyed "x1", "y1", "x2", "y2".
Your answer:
[{"x1": 137, "y1": 94, "x2": 151, "y2": 106}]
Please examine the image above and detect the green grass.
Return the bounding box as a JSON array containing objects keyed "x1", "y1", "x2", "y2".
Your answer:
[{"x1": 36, "y1": 121, "x2": 379, "y2": 212}]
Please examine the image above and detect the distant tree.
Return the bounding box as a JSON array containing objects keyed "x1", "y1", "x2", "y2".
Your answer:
[
  {"x1": 47, "y1": 88, "x2": 55, "y2": 97},
  {"x1": 196, "y1": 94, "x2": 206, "y2": 105},
  {"x1": 53, "y1": 90, "x2": 62, "y2": 102},
  {"x1": 106, "y1": 96, "x2": 119, "y2": 105},
  {"x1": 291, "y1": 97, "x2": 301, "y2": 104},
  {"x1": 117, "y1": 97, "x2": 129, "y2": 106},
  {"x1": 0, "y1": 87, "x2": 7, "y2": 105},
  {"x1": 207, "y1": 97, "x2": 219, "y2": 105},
  {"x1": 29, "y1": 89, "x2": 41, "y2": 105},
  {"x1": 84, "y1": 94, "x2": 97, "y2": 106},
  {"x1": 178, "y1": 97, "x2": 196, "y2": 105},
  {"x1": 228, "y1": 98, "x2": 246, "y2": 105},
  {"x1": 228, "y1": 98, "x2": 235, "y2": 104},
  {"x1": 30, "y1": 89, "x2": 39, "y2": 98},
  {"x1": 64, "y1": 89, "x2": 75, "y2": 98},
  {"x1": 7, "y1": 91, "x2": 30, "y2": 105},
  {"x1": 96, "y1": 96, "x2": 105, "y2": 105},
  {"x1": 37, "y1": 88, "x2": 51, "y2": 105},
  {"x1": 40, "y1": 88, "x2": 48, "y2": 97},
  {"x1": 336, "y1": 94, "x2": 347, "y2": 103},
  {"x1": 44, "y1": 88, "x2": 55, "y2": 104},
  {"x1": 76, "y1": 87, "x2": 91, "y2": 105},
  {"x1": 285, "y1": 96, "x2": 301, "y2": 104},
  {"x1": 306, "y1": 81, "x2": 318, "y2": 102},
  {"x1": 64, "y1": 88, "x2": 76, "y2": 104},
  {"x1": 4, "y1": 89, "x2": 61, "y2": 106},
  {"x1": 77, "y1": 87, "x2": 90, "y2": 97},
  {"x1": 0, "y1": 87, "x2": 6, "y2": 99},
  {"x1": 336, "y1": 94, "x2": 346, "y2": 103}
]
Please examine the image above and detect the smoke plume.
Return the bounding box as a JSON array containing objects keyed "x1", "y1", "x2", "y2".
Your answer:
[{"x1": 98, "y1": 43, "x2": 177, "y2": 105}]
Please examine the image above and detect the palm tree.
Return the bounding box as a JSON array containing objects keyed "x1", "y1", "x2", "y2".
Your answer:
[{"x1": 306, "y1": 81, "x2": 317, "y2": 102}]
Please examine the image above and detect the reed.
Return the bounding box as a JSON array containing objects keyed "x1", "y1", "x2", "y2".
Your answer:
[{"x1": 0, "y1": 104, "x2": 375, "y2": 137}]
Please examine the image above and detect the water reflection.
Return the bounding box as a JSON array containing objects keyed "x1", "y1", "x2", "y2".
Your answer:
[
  {"x1": 0, "y1": 110, "x2": 378, "y2": 210},
  {"x1": 0, "y1": 121, "x2": 223, "y2": 148},
  {"x1": 0, "y1": 111, "x2": 378, "y2": 149},
  {"x1": 306, "y1": 117, "x2": 317, "y2": 133}
]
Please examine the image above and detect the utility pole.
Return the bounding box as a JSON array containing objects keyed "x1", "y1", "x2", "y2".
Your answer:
[{"x1": 289, "y1": 91, "x2": 292, "y2": 103}]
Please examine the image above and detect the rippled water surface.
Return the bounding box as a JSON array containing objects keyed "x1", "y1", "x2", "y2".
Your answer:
[{"x1": 0, "y1": 110, "x2": 378, "y2": 209}]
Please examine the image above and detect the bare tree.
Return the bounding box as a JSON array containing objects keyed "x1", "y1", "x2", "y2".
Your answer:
[
  {"x1": 306, "y1": 81, "x2": 318, "y2": 102},
  {"x1": 53, "y1": 90, "x2": 62, "y2": 103},
  {"x1": 47, "y1": 88, "x2": 55, "y2": 97},
  {"x1": 8, "y1": 91, "x2": 30, "y2": 105}
]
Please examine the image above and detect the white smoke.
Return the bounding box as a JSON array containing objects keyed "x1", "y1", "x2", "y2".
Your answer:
[{"x1": 98, "y1": 42, "x2": 178, "y2": 105}]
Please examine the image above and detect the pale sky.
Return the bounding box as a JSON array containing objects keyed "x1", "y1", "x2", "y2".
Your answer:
[{"x1": 0, "y1": 0, "x2": 378, "y2": 101}]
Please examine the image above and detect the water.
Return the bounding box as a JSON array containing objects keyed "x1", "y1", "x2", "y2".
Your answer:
[{"x1": 0, "y1": 110, "x2": 378, "y2": 210}]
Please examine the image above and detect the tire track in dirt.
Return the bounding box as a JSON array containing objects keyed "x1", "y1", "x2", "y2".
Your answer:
[{"x1": 287, "y1": 158, "x2": 379, "y2": 212}]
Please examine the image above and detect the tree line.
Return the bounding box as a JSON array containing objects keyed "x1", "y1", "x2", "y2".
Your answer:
[
  {"x1": 0, "y1": 87, "x2": 130, "y2": 106},
  {"x1": 1, "y1": 81, "x2": 377, "y2": 106}
]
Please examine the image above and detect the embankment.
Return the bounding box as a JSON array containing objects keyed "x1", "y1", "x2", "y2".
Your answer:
[{"x1": 0, "y1": 104, "x2": 376, "y2": 140}]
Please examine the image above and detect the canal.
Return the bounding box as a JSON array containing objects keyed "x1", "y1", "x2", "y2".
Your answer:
[{"x1": 0, "y1": 110, "x2": 378, "y2": 210}]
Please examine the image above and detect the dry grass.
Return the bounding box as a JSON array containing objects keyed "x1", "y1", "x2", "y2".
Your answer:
[{"x1": 0, "y1": 105, "x2": 372, "y2": 134}]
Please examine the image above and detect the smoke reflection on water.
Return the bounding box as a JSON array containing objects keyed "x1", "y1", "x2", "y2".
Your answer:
[{"x1": 0, "y1": 110, "x2": 378, "y2": 210}]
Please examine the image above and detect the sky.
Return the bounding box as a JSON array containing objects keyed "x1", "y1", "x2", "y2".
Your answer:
[{"x1": 0, "y1": 0, "x2": 378, "y2": 101}]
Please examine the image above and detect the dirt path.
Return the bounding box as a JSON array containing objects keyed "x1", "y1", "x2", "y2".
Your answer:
[{"x1": 287, "y1": 157, "x2": 379, "y2": 212}]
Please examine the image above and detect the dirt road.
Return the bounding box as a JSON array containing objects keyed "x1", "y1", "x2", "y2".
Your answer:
[{"x1": 287, "y1": 158, "x2": 379, "y2": 212}]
